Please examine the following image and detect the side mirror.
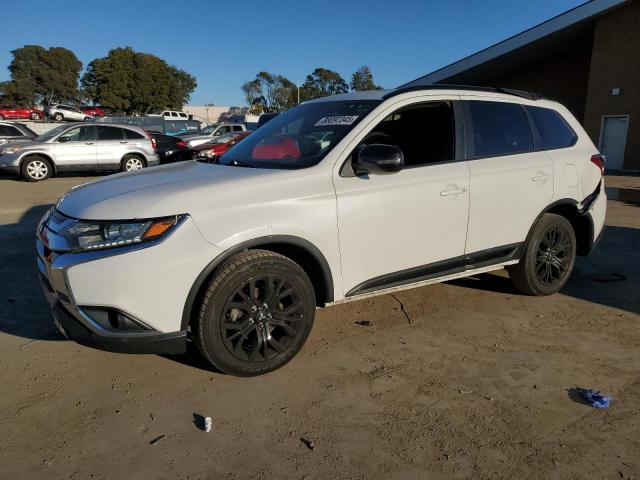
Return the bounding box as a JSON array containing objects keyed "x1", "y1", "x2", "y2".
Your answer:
[
  {"x1": 352, "y1": 144, "x2": 404, "y2": 175},
  {"x1": 58, "y1": 136, "x2": 71, "y2": 143}
]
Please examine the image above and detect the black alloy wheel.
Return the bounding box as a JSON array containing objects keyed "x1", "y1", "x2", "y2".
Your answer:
[
  {"x1": 221, "y1": 274, "x2": 305, "y2": 362},
  {"x1": 194, "y1": 249, "x2": 316, "y2": 376},
  {"x1": 508, "y1": 213, "x2": 577, "y2": 296},
  {"x1": 534, "y1": 226, "x2": 572, "y2": 285}
]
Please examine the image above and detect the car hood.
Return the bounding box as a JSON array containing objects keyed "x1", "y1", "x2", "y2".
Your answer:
[
  {"x1": 0, "y1": 138, "x2": 34, "y2": 147},
  {"x1": 182, "y1": 134, "x2": 210, "y2": 141},
  {"x1": 56, "y1": 161, "x2": 280, "y2": 220}
]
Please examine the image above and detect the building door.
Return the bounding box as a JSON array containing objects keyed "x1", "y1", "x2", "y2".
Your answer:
[{"x1": 600, "y1": 116, "x2": 629, "y2": 171}]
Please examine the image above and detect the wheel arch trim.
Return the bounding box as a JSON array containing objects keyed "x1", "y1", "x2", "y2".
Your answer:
[
  {"x1": 529, "y1": 197, "x2": 595, "y2": 256},
  {"x1": 180, "y1": 235, "x2": 334, "y2": 330},
  {"x1": 19, "y1": 152, "x2": 57, "y2": 174}
]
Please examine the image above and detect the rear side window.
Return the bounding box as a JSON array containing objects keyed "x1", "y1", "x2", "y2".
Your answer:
[
  {"x1": 98, "y1": 126, "x2": 124, "y2": 140},
  {"x1": 526, "y1": 106, "x2": 577, "y2": 150},
  {"x1": 123, "y1": 129, "x2": 144, "y2": 139},
  {"x1": 0, "y1": 125, "x2": 21, "y2": 136},
  {"x1": 467, "y1": 101, "x2": 533, "y2": 158},
  {"x1": 233, "y1": 125, "x2": 243, "y2": 132}
]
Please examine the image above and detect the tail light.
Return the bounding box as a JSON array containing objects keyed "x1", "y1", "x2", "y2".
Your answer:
[
  {"x1": 143, "y1": 129, "x2": 157, "y2": 150},
  {"x1": 591, "y1": 154, "x2": 605, "y2": 176},
  {"x1": 176, "y1": 140, "x2": 187, "y2": 149}
]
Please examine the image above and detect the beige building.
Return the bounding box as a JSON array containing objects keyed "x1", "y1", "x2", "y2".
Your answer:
[{"x1": 182, "y1": 105, "x2": 232, "y2": 124}]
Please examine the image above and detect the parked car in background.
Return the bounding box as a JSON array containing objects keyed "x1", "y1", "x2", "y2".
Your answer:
[
  {"x1": 191, "y1": 131, "x2": 251, "y2": 161},
  {"x1": 81, "y1": 106, "x2": 106, "y2": 117},
  {"x1": 48, "y1": 104, "x2": 93, "y2": 122},
  {"x1": 0, "y1": 122, "x2": 38, "y2": 145},
  {"x1": 0, "y1": 123, "x2": 159, "y2": 181},
  {"x1": 34, "y1": 86, "x2": 606, "y2": 376},
  {"x1": 0, "y1": 105, "x2": 44, "y2": 120},
  {"x1": 147, "y1": 110, "x2": 189, "y2": 120},
  {"x1": 150, "y1": 132, "x2": 189, "y2": 164},
  {"x1": 257, "y1": 112, "x2": 280, "y2": 128},
  {"x1": 181, "y1": 123, "x2": 246, "y2": 147}
]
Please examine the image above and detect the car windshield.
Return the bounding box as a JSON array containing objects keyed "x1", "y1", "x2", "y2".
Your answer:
[
  {"x1": 34, "y1": 125, "x2": 70, "y2": 142},
  {"x1": 200, "y1": 123, "x2": 220, "y2": 135},
  {"x1": 219, "y1": 100, "x2": 380, "y2": 169}
]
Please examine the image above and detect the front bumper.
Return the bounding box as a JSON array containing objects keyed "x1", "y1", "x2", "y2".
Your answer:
[
  {"x1": 35, "y1": 210, "x2": 222, "y2": 355},
  {"x1": 0, "y1": 152, "x2": 20, "y2": 173},
  {"x1": 38, "y1": 249, "x2": 187, "y2": 354}
]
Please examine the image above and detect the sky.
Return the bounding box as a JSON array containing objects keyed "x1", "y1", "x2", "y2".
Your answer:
[{"x1": 2, "y1": 0, "x2": 585, "y2": 107}]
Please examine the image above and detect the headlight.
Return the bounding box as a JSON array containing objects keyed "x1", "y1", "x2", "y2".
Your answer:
[
  {"x1": 60, "y1": 215, "x2": 183, "y2": 252},
  {"x1": 1, "y1": 145, "x2": 23, "y2": 154},
  {"x1": 197, "y1": 148, "x2": 216, "y2": 158}
]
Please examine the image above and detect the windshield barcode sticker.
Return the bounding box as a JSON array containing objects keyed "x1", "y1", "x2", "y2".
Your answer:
[{"x1": 314, "y1": 115, "x2": 359, "y2": 126}]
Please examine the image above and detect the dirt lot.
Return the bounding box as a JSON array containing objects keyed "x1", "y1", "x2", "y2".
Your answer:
[{"x1": 1, "y1": 172, "x2": 639, "y2": 480}]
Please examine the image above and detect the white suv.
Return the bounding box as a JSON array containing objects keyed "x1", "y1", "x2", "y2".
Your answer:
[
  {"x1": 37, "y1": 86, "x2": 606, "y2": 376},
  {"x1": 48, "y1": 104, "x2": 92, "y2": 122}
]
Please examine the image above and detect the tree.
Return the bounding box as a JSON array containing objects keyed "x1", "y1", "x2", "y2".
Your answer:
[
  {"x1": 300, "y1": 68, "x2": 348, "y2": 101},
  {"x1": 350, "y1": 66, "x2": 381, "y2": 91},
  {"x1": 241, "y1": 72, "x2": 297, "y2": 113},
  {"x1": 0, "y1": 45, "x2": 82, "y2": 105},
  {"x1": 81, "y1": 47, "x2": 196, "y2": 114}
]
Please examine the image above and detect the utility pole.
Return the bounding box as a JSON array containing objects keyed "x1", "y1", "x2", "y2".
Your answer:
[{"x1": 204, "y1": 102, "x2": 215, "y2": 123}]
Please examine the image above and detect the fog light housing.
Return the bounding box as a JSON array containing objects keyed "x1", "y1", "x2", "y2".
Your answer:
[{"x1": 80, "y1": 307, "x2": 153, "y2": 333}]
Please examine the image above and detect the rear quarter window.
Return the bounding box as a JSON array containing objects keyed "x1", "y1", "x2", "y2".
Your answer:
[
  {"x1": 0, "y1": 125, "x2": 21, "y2": 136},
  {"x1": 466, "y1": 100, "x2": 534, "y2": 158},
  {"x1": 526, "y1": 106, "x2": 577, "y2": 150},
  {"x1": 123, "y1": 129, "x2": 145, "y2": 139}
]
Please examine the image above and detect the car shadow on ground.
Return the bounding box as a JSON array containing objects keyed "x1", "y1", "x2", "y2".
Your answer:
[
  {"x1": 0, "y1": 171, "x2": 110, "y2": 182},
  {"x1": 0, "y1": 203, "x2": 64, "y2": 341},
  {"x1": 448, "y1": 225, "x2": 640, "y2": 315}
]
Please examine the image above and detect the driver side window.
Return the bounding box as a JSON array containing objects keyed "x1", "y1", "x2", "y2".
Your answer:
[
  {"x1": 60, "y1": 126, "x2": 94, "y2": 142},
  {"x1": 361, "y1": 101, "x2": 455, "y2": 167}
]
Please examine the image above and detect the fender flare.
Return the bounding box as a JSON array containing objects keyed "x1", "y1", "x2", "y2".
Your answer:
[
  {"x1": 180, "y1": 235, "x2": 334, "y2": 330},
  {"x1": 19, "y1": 152, "x2": 57, "y2": 174},
  {"x1": 527, "y1": 198, "x2": 595, "y2": 256}
]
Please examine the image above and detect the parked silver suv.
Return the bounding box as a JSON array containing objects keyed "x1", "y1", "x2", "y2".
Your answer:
[{"x1": 0, "y1": 123, "x2": 159, "y2": 181}]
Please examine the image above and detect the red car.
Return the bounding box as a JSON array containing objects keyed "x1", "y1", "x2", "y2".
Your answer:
[
  {"x1": 81, "y1": 106, "x2": 106, "y2": 117},
  {"x1": 252, "y1": 134, "x2": 301, "y2": 159},
  {"x1": 191, "y1": 131, "x2": 251, "y2": 160},
  {"x1": 0, "y1": 105, "x2": 44, "y2": 120}
]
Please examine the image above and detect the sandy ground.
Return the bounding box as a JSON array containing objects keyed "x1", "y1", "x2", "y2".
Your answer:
[{"x1": 0, "y1": 171, "x2": 639, "y2": 480}]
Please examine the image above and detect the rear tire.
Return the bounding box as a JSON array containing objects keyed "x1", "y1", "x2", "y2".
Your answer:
[
  {"x1": 121, "y1": 154, "x2": 146, "y2": 172},
  {"x1": 30, "y1": 112, "x2": 40, "y2": 120},
  {"x1": 508, "y1": 213, "x2": 576, "y2": 295},
  {"x1": 21, "y1": 156, "x2": 52, "y2": 182},
  {"x1": 193, "y1": 249, "x2": 316, "y2": 376},
  {"x1": 53, "y1": 113, "x2": 63, "y2": 122}
]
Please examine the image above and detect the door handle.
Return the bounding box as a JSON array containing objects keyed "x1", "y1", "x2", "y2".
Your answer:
[
  {"x1": 440, "y1": 187, "x2": 466, "y2": 196},
  {"x1": 120, "y1": 141, "x2": 128, "y2": 144},
  {"x1": 532, "y1": 173, "x2": 552, "y2": 183},
  {"x1": 85, "y1": 142, "x2": 95, "y2": 145}
]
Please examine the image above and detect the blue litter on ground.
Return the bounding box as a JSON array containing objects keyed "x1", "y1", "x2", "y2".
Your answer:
[{"x1": 580, "y1": 389, "x2": 612, "y2": 408}]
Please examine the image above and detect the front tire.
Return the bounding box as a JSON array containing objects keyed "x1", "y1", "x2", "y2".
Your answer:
[
  {"x1": 193, "y1": 249, "x2": 316, "y2": 376},
  {"x1": 121, "y1": 154, "x2": 146, "y2": 172},
  {"x1": 53, "y1": 113, "x2": 63, "y2": 122},
  {"x1": 30, "y1": 112, "x2": 40, "y2": 120},
  {"x1": 21, "y1": 156, "x2": 52, "y2": 182},
  {"x1": 508, "y1": 213, "x2": 576, "y2": 295}
]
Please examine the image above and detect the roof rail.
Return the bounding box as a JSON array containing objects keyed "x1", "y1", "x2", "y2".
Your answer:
[{"x1": 382, "y1": 84, "x2": 542, "y2": 101}]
